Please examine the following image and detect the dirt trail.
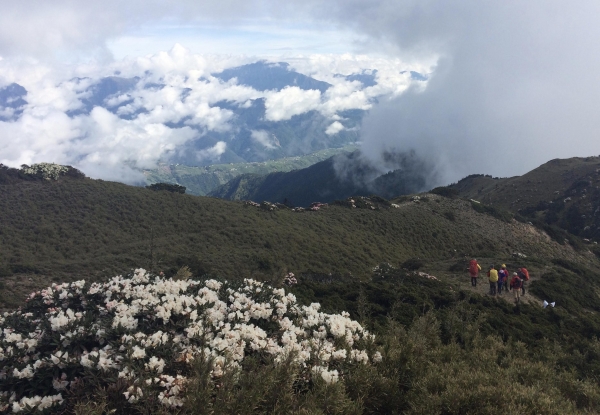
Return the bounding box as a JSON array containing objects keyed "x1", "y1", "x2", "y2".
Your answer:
[{"x1": 451, "y1": 265, "x2": 552, "y2": 307}]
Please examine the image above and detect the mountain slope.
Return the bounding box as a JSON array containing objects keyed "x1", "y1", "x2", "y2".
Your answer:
[
  {"x1": 0, "y1": 164, "x2": 590, "y2": 287},
  {"x1": 0, "y1": 83, "x2": 27, "y2": 121},
  {"x1": 3, "y1": 163, "x2": 600, "y2": 414},
  {"x1": 209, "y1": 151, "x2": 434, "y2": 206},
  {"x1": 449, "y1": 156, "x2": 600, "y2": 240},
  {"x1": 143, "y1": 146, "x2": 357, "y2": 195},
  {"x1": 213, "y1": 61, "x2": 331, "y2": 93}
]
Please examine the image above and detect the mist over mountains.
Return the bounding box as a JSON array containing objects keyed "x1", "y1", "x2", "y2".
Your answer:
[
  {"x1": 0, "y1": 83, "x2": 27, "y2": 122},
  {"x1": 0, "y1": 51, "x2": 428, "y2": 183}
]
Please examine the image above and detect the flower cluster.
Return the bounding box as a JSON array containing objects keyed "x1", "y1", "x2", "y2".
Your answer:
[
  {"x1": 0, "y1": 269, "x2": 376, "y2": 413},
  {"x1": 284, "y1": 273, "x2": 297, "y2": 285},
  {"x1": 372, "y1": 262, "x2": 396, "y2": 276},
  {"x1": 20, "y1": 163, "x2": 69, "y2": 180}
]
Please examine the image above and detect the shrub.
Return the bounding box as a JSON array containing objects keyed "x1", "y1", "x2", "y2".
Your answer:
[
  {"x1": 443, "y1": 210, "x2": 456, "y2": 221},
  {"x1": 430, "y1": 186, "x2": 459, "y2": 198},
  {"x1": 146, "y1": 183, "x2": 186, "y2": 194},
  {"x1": 448, "y1": 261, "x2": 465, "y2": 272},
  {"x1": 401, "y1": 258, "x2": 424, "y2": 271},
  {"x1": 470, "y1": 201, "x2": 513, "y2": 223},
  {"x1": 0, "y1": 269, "x2": 376, "y2": 413}
]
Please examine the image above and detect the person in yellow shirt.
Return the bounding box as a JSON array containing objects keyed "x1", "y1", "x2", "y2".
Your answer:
[{"x1": 487, "y1": 265, "x2": 499, "y2": 296}]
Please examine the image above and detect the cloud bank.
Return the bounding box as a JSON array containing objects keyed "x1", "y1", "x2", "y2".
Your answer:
[
  {"x1": 303, "y1": 0, "x2": 600, "y2": 183},
  {"x1": 2, "y1": 0, "x2": 599, "y2": 186},
  {"x1": 0, "y1": 47, "x2": 424, "y2": 182}
]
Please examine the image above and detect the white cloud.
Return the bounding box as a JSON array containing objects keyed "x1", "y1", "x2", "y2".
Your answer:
[
  {"x1": 0, "y1": 46, "x2": 426, "y2": 181},
  {"x1": 325, "y1": 121, "x2": 344, "y2": 135},
  {"x1": 264, "y1": 86, "x2": 322, "y2": 121},
  {"x1": 250, "y1": 130, "x2": 279, "y2": 149},
  {"x1": 196, "y1": 141, "x2": 227, "y2": 161}
]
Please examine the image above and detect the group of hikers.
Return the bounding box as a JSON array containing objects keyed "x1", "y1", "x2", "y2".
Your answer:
[{"x1": 468, "y1": 259, "x2": 530, "y2": 303}]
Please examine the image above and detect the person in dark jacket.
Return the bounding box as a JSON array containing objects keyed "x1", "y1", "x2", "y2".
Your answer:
[{"x1": 498, "y1": 264, "x2": 509, "y2": 294}]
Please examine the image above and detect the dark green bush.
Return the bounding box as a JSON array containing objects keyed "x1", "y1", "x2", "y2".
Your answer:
[
  {"x1": 402, "y1": 258, "x2": 424, "y2": 271},
  {"x1": 471, "y1": 201, "x2": 513, "y2": 223},
  {"x1": 430, "y1": 186, "x2": 459, "y2": 198},
  {"x1": 146, "y1": 182, "x2": 186, "y2": 193},
  {"x1": 443, "y1": 210, "x2": 456, "y2": 221}
]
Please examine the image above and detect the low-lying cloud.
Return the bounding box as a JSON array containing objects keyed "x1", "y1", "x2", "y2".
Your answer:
[
  {"x1": 4, "y1": 1, "x2": 596, "y2": 187},
  {"x1": 0, "y1": 47, "x2": 424, "y2": 182},
  {"x1": 304, "y1": 0, "x2": 600, "y2": 184}
]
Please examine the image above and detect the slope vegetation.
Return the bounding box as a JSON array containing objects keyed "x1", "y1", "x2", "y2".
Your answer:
[
  {"x1": 3, "y1": 163, "x2": 600, "y2": 413},
  {"x1": 1, "y1": 163, "x2": 594, "y2": 300},
  {"x1": 449, "y1": 156, "x2": 600, "y2": 242}
]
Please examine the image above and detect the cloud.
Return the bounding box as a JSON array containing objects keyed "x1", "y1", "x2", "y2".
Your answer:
[
  {"x1": 264, "y1": 86, "x2": 322, "y2": 122},
  {"x1": 0, "y1": 2, "x2": 269, "y2": 59},
  {"x1": 196, "y1": 141, "x2": 227, "y2": 161},
  {"x1": 325, "y1": 121, "x2": 344, "y2": 136},
  {"x1": 0, "y1": 43, "x2": 427, "y2": 181},
  {"x1": 296, "y1": 0, "x2": 600, "y2": 184},
  {"x1": 251, "y1": 130, "x2": 279, "y2": 149}
]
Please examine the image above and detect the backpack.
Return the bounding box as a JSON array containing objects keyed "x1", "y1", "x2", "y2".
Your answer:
[
  {"x1": 469, "y1": 260, "x2": 479, "y2": 275},
  {"x1": 512, "y1": 276, "x2": 522, "y2": 289},
  {"x1": 518, "y1": 269, "x2": 529, "y2": 281}
]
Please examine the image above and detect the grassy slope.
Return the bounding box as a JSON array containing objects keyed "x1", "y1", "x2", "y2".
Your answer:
[
  {"x1": 143, "y1": 145, "x2": 358, "y2": 196},
  {"x1": 4, "y1": 165, "x2": 600, "y2": 412},
  {"x1": 449, "y1": 156, "x2": 600, "y2": 243},
  {"x1": 0, "y1": 173, "x2": 594, "y2": 309},
  {"x1": 452, "y1": 156, "x2": 600, "y2": 211}
]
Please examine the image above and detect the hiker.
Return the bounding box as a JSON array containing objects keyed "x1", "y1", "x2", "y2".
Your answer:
[
  {"x1": 498, "y1": 264, "x2": 509, "y2": 294},
  {"x1": 509, "y1": 272, "x2": 522, "y2": 303},
  {"x1": 517, "y1": 267, "x2": 530, "y2": 295},
  {"x1": 469, "y1": 259, "x2": 481, "y2": 287},
  {"x1": 488, "y1": 265, "x2": 498, "y2": 296}
]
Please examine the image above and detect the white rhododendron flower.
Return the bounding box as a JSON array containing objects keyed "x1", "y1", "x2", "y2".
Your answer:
[{"x1": 0, "y1": 269, "x2": 380, "y2": 411}]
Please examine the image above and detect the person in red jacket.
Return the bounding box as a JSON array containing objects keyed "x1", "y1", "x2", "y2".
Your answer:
[
  {"x1": 509, "y1": 272, "x2": 523, "y2": 303},
  {"x1": 468, "y1": 259, "x2": 481, "y2": 287},
  {"x1": 517, "y1": 267, "x2": 530, "y2": 295}
]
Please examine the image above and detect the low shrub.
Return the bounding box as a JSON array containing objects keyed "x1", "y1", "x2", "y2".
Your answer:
[
  {"x1": 430, "y1": 186, "x2": 459, "y2": 198},
  {"x1": 401, "y1": 258, "x2": 424, "y2": 271},
  {"x1": 146, "y1": 183, "x2": 186, "y2": 194},
  {"x1": 471, "y1": 201, "x2": 513, "y2": 223},
  {"x1": 0, "y1": 269, "x2": 376, "y2": 413}
]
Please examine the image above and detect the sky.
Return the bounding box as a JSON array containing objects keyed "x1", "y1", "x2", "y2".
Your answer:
[{"x1": 1, "y1": 0, "x2": 599, "y2": 185}]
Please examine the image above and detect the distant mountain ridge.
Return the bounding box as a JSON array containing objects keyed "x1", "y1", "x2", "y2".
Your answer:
[
  {"x1": 213, "y1": 61, "x2": 331, "y2": 92},
  {"x1": 209, "y1": 150, "x2": 435, "y2": 206},
  {"x1": 1, "y1": 61, "x2": 429, "y2": 174},
  {"x1": 143, "y1": 146, "x2": 357, "y2": 195},
  {"x1": 447, "y1": 156, "x2": 600, "y2": 242},
  {"x1": 0, "y1": 83, "x2": 27, "y2": 121}
]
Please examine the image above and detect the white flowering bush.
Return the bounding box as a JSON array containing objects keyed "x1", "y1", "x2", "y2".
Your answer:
[
  {"x1": 0, "y1": 269, "x2": 376, "y2": 413},
  {"x1": 20, "y1": 163, "x2": 69, "y2": 181}
]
